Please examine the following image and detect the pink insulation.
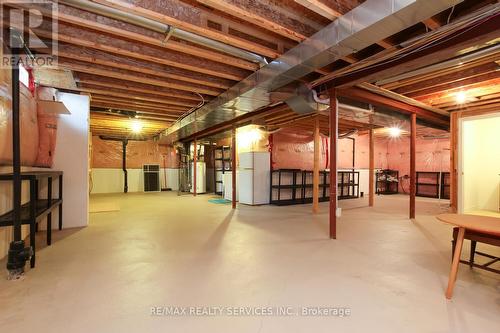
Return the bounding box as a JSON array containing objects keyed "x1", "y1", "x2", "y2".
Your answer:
[
  {"x1": 91, "y1": 136, "x2": 178, "y2": 169},
  {"x1": 34, "y1": 113, "x2": 58, "y2": 167},
  {"x1": 386, "y1": 137, "x2": 450, "y2": 192},
  {"x1": 0, "y1": 73, "x2": 39, "y2": 166},
  {"x1": 271, "y1": 130, "x2": 450, "y2": 194},
  {"x1": 34, "y1": 86, "x2": 58, "y2": 167},
  {"x1": 272, "y1": 130, "x2": 389, "y2": 171}
]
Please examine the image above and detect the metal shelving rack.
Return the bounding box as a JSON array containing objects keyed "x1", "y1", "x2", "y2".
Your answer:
[
  {"x1": 0, "y1": 171, "x2": 63, "y2": 268},
  {"x1": 338, "y1": 171, "x2": 360, "y2": 199},
  {"x1": 270, "y1": 169, "x2": 303, "y2": 205},
  {"x1": 376, "y1": 169, "x2": 399, "y2": 195},
  {"x1": 441, "y1": 172, "x2": 451, "y2": 199},
  {"x1": 214, "y1": 146, "x2": 232, "y2": 196},
  {"x1": 270, "y1": 169, "x2": 359, "y2": 205},
  {"x1": 416, "y1": 171, "x2": 440, "y2": 198}
]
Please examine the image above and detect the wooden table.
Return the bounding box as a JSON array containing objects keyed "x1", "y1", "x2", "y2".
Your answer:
[{"x1": 436, "y1": 213, "x2": 500, "y2": 299}]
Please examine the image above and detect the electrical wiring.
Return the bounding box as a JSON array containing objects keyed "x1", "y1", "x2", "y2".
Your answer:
[{"x1": 177, "y1": 92, "x2": 205, "y2": 121}]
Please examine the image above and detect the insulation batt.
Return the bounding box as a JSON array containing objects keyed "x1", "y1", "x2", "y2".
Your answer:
[
  {"x1": 0, "y1": 66, "x2": 39, "y2": 166},
  {"x1": 91, "y1": 136, "x2": 178, "y2": 169},
  {"x1": 34, "y1": 87, "x2": 59, "y2": 167}
]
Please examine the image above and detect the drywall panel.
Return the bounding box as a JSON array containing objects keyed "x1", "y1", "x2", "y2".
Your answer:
[
  {"x1": 461, "y1": 114, "x2": 500, "y2": 212},
  {"x1": 51, "y1": 93, "x2": 90, "y2": 228}
]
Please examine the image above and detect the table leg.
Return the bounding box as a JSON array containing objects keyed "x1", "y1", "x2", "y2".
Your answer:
[
  {"x1": 469, "y1": 240, "x2": 476, "y2": 269},
  {"x1": 446, "y1": 227, "x2": 465, "y2": 299},
  {"x1": 58, "y1": 174, "x2": 63, "y2": 230},
  {"x1": 47, "y1": 212, "x2": 52, "y2": 246}
]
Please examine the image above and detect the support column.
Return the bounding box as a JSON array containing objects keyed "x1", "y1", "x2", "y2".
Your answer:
[
  {"x1": 193, "y1": 139, "x2": 197, "y2": 196},
  {"x1": 312, "y1": 117, "x2": 320, "y2": 214},
  {"x1": 231, "y1": 127, "x2": 237, "y2": 209},
  {"x1": 329, "y1": 89, "x2": 338, "y2": 239},
  {"x1": 410, "y1": 113, "x2": 416, "y2": 219},
  {"x1": 368, "y1": 128, "x2": 374, "y2": 207}
]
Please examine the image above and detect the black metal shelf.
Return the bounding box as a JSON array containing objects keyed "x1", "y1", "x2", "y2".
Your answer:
[
  {"x1": 416, "y1": 171, "x2": 440, "y2": 198},
  {"x1": 0, "y1": 199, "x2": 62, "y2": 226},
  {"x1": 270, "y1": 169, "x2": 359, "y2": 205},
  {"x1": 0, "y1": 171, "x2": 63, "y2": 268},
  {"x1": 376, "y1": 169, "x2": 399, "y2": 195},
  {"x1": 214, "y1": 146, "x2": 232, "y2": 196}
]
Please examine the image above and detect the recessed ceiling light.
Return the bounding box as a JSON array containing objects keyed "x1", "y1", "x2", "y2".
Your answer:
[
  {"x1": 131, "y1": 120, "x2": 143, "y2": 133},
  {"x1": 455, "y1": 91, "x2": 467, "y2": 104},
  {"x1": 388, "y1": 127, "x2": 401, "y2": 137}
]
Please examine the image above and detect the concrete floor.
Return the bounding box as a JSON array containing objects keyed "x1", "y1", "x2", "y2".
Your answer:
[{"x1": 0, "y1": 193, "x2": 499, "y2": 332}]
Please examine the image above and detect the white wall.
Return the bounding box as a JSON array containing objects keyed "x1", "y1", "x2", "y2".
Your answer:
[
  {"x1": 50, "y1": 93, "x2": 90, "y2": 228},
  {"x1": 91, "y1": 168, "x2": 179, "y2": 194},
  {"x1": 460, "y1": 114, "x2": 500, "y2": 213}
]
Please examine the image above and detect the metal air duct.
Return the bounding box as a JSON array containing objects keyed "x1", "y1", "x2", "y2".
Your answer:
[{"x1": 160, "y1": 0, "x2": 461, "y2": 143}]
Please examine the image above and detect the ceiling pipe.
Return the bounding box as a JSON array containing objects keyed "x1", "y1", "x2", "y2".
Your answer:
[{"x1": 59, "y1": 0, "x2": 268, "y2": 66}]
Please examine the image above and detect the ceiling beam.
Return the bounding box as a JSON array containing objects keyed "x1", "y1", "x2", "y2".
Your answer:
[
  {"x1": 57, "y1": 51, "x2": 234, "y2": 89},
  {"x1": 13, "y1": 2, "x2": 260, "y2": 71},
  {"x1": 78, "y1": 87, "x2": 197, "y2": 107},
  {"x1": 90, "y1": 96, "x2": 189, "y2": 111},
  {"x1": 91, "y1": 0, "x2": 281, "y2": 58},
  {"x1": 337, "y1": 87, "x2": 450, "y2": 128},
  {"x1": 36, "y1": 29, "x2": 243, "y2": 81},
  {"x1": 293, "y1": 0, "x2": 341, "y2": 20},
  {"x1": 76, "y1": 78, "x2": 202, "y2": 102},
  {"x1": 196, "y1": 0, "x2": 306, "y2": 42},
  {"x1": 59, "y1": 62, "x2": 221, "y2": 96},
  {"x1": 327, "y1": 13, "x2": 500, "y2": 88}
]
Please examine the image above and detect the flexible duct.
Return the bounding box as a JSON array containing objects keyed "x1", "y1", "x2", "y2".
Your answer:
[{"x1": 59, "y1": 0, "x2": 268, "y2": 65}]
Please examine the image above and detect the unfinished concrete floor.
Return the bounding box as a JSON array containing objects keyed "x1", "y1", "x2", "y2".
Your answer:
[{"x1": 0, "y1": 193, "x2": 499, "y2": 332}]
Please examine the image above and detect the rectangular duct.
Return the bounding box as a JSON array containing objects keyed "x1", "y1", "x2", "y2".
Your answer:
[{"x1": 160, "y1": 0, "x2": 462, "y2": 143}]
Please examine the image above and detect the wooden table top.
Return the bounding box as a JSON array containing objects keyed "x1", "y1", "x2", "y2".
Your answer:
[{"x1": 437, "y1": 214, "x2": 500, "y2": 236}]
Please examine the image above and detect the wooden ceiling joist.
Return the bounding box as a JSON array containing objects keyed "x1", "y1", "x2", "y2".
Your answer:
[
  {"x1": 337, "y1": 87, "x2": 450, "y2": 127},
  {"x1": 90, "y1": 102, "x2": 185, "y2": 117},
  {"x1": 196, "y1": 0, "x2": 307, "y2": 42},
  {"x1": 90, "y1": 96, "x2": 189, "y2": 112},
  {"x1": 76, "y1": 78, "x2": 203, "y2": 102},
  {"x1": 36, "y1": 30, "x2": 243, "y2": 82},
  {"x1": 89, "y1": 0, "x2": 281, "y2": 58},
  {"x1": 60, "y1": 62, "x2": 221, "y2": 96},
  {"x1": 78, "y1": 88, "x2": 197, "y2": 108},
  {"x1": 293, "y1": 0, "x2": 341, "y2": 20},
  {"x1": 47, "y1": 9, "x2": 259, "y2": 71},
  {"x1": 56, "y1": 51, "x2": 233, "y2": 90}
]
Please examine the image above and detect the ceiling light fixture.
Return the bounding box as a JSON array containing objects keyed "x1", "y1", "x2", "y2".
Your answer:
[
  {"x1": 455, "y1": 91, "x2": 467, "y2": 104},
  {"x1": 131, "y1": 120, "x2": 143, "y2": 133},
  {"x1": 388, "y1": 127, "x2": 402, "y2": 138}
]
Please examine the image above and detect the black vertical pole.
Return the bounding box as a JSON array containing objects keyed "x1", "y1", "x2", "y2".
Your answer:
[
  {"x1": 11, "y1": 47, "x2": 21, "y2": 241},
  {"x1": 7, "y1": 34, "x2": 32, "y2": 277},
  {"x1": 122, "y1": 139, "x2": 128, "y2": 193}
]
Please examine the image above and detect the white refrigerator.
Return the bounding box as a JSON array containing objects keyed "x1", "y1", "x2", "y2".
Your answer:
[
  {"x1": 190, "y1": 162, "x2": 206, "y2": 194},
  {"x1": 238, "y1": 152, "x2": 270, "y2": 205}
]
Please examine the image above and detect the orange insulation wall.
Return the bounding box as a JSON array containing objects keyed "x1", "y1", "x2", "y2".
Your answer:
[
  {"x1": 91, "y1": 136, "x2": 178, "y2": 169},
  {"x1": 0, "y1": 66, "x2": 39, "y2": 166}
]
